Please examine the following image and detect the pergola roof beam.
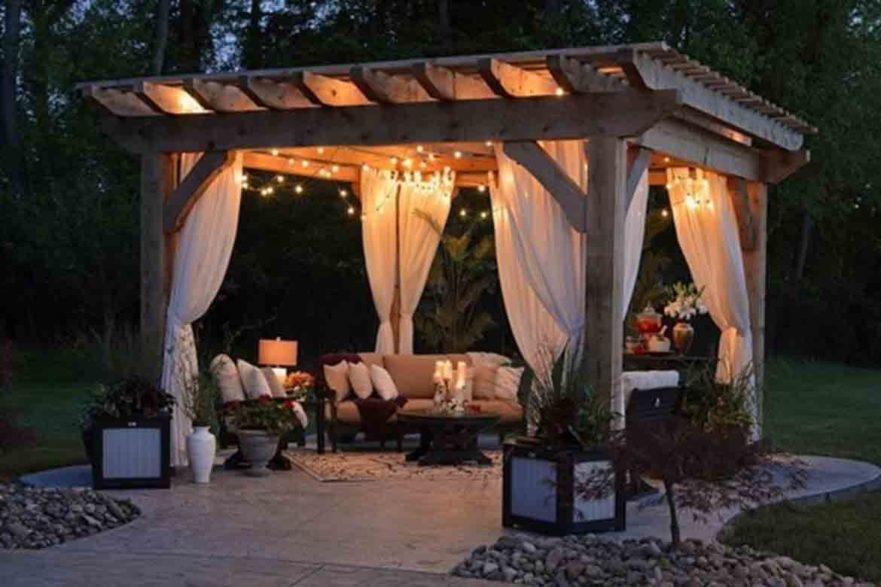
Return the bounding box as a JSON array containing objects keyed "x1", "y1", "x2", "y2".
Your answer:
[
  {"x1": 135, "y1": 81, "x2": 208, "y2": 115},
  {"x1": 183, "y1": 79, "x2": 262, "y2": 113},
  {"x1": 349, "y1": 66, "x2": 432, "y2": 103},
  {"x1": 546, "y1": 55, "x2": 625, "y2": 93},
  {"x1": 294, "y1": 72, "x2": 371, "y2": 107},
  {"x1": 237, "y1": 76, "x2": 317, "y2": 110},
  {"x1": 478, "y1": 58, "x2": 559, "y2": 98},
  {"x1": 83, "y1": 85, "x2": 160, "y2": 117},
  {"x1": 410, "y1": 62, "x2": 494, "y2": 100}
]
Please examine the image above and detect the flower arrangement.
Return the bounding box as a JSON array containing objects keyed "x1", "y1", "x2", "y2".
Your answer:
[
  {"x1": 664, "y1": 282, "x2": 708, "y2": 321},
  {"x1": 283, "y1": 371, "x2": 314, "y2": 399},
  {"x1": 226, "y1": 396, "x2": 300, "y2": 434}
]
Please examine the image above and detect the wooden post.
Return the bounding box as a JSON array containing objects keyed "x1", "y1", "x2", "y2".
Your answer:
[
  {"x1": 585, "y1": 136, "x2": 627, "y2": 413},
  {"x1": 742, "y1": 181, "x2": 768, "y2": 435},
  {"x1": 391, "y1": 185, "x2": 402, "y2": 354},
  {"x1": 140, "y1": 153, "x2": 175, "y2": 383}
]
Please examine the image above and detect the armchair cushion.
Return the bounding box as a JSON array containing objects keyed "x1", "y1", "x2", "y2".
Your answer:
[
  {"x1": 237, "y1": 359, "x2": 272, "y2": 399},
  {"x1": 383, "y1": 354, "x2": 448, "y2": 398},
  {"x1": 210, "y1": 354, "x2": 246, "y2": 404},
  {"x1": 348, "y1": 362, "x2": 373, "y2": 399}
]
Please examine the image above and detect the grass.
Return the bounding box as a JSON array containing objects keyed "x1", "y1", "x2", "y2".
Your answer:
[{"x1": 722, "y1": 358, "x2": 881, "y2": 582}]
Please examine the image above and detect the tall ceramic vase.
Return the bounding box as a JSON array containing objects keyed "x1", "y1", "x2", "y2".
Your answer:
[
  {"x1": 672, "y1": 321, "x2": 694, "y2": 355},
  {"x1": 186, "y1": 426, "x2": 216, "y2": 484}
]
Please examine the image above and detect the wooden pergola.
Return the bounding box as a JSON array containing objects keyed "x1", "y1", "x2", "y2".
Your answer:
[{"x1": 80, "y1": 42, "x2": 814, "y2": 427}]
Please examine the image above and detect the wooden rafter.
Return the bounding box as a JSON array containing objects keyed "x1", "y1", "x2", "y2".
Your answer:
[
  {"x1": 237, "y1": 76, "x2": 317, "y2": 110},
  {"x1": 164, "y1": 151, "x2": 235, "y2": 233},
  {"x1": 546, "y1": 55, "x2": 624, "y2": 93},
  {"x1": 294, "y1": 71, "x2": 371, "y2": 107},
  {"x1": 478, "y1": 59, "x2": 559, "y2": 98},
  {"x1": 349, "y1": 66, "x2": 432, "y2": 103},
  {"x1": 101, "y1": 90, "x2": 682, "y2": 153},
  {"x1": 184, "y1": 79, "x2": 261, "y2": 113},
  {"x1": 411, "y1": 62, "x2": 494, "y2": 100},
  {"x1": 135, "y1": 81, "x2": 207, "y2": 115},
  {"x1": 502, "y1": 141, "x2": 587, "y2": 232}
]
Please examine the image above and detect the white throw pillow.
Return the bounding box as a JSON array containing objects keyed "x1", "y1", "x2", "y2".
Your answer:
[
  {"x1": 237, "y1": 359, "x2": 272, "y2": 399},
  {"x1": 323, "y1": 361, "x2": 351, "y2": 403},
  {"x1": 210, "y1": 354, "x2": 246, "y2": 404},
  {"x1": 494, "y1": 366, "x2": 525, "y2": 401},
  {"x1": 370, "y1": 365, "x2": 399, "y2": 401},
  {"x1": 261, "y1": 367, "x2": 287, "y2": 398},
  {"x1": 347, "y1": 362, "x2": 373, "y2": 399},
  {"x1": 466, "y1": 352, "x2": 512, "y2": 368}
]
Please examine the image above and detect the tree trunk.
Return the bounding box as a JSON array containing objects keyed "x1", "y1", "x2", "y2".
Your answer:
[
  {"x1": 1, "y1": 0, "x2": 23, "y2": 196},
  {"x1": 437, "y1": 0, "x2": 451, "y2": 51},
  {"x1": 663, "y1": 478, "x2": 681, "y2": 547},
  {"x1": 152, "y1": 0, "x2": 171, "y2": 75}
]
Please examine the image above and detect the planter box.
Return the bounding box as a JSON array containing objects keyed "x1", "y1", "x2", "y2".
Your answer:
[
  {"x1": 88, "y1": 414, "x2": 171, "y2": 490},
  {"x1": 502, "y1": 439, "x2": 625, "y2": 535}
]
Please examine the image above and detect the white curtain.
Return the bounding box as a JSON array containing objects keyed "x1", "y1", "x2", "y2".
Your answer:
[
  {"x1": 667, "y1": 168, "x2": 755, "y2": 418},
  {"x1": 489, "y1": 175, "x2": 568, "y2": 382},
  {"x1": 161, "y1": 152, "x2": 244, "y2": 467},
  {"x1": 360, "y1": 167, "x2": 400, "y2": 354},
  {"x1": 622, "y1": 168, "x2": 650, "y2": 321},
  {"x1": 494, "y1": 141, "x2": 587, "y2": 346},
  {"x1": 396, "y1": 170, "x2": 455, "y2": 354}
]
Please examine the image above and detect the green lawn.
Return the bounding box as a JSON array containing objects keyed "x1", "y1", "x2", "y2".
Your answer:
[{"x1": 723, "y1": 359, "x2": 881, "y2": 582}]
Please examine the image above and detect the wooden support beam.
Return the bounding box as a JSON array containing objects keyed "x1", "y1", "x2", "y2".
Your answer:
[
  {"x1": 546, "y1": 55, "x2": 623, "y2": 93},
  {"x1": 410, "y1": 62, "x2": 494, "y2": 100},
  {"x1": 477, "y1": 58, "x2": 559, "y2": 98},
  {"x1": 140, "y1": 154, "x2": 175, "y2": 384},
  {"x1": 585, "y1": 136, "x2": 626, "y2": 426},
  {"x1": 242, "y1": 152, "x2": 360, "y2": 182},
  {"x1": 293, "y1": 72, "x2": 371, "y2": 107},
  {"x1": 163, "y1": 151, "x2": 235, "y2": 233},
  {"x1": 134, "y1": 81, "x2": 208, "y2": 115},
  {"x1": 83, "y1": 85, "x2": 160, "y2": 117},
  {"x1": 237, "y1": 76, "x2": 316, "y2": 110},
  {"x1": 349, "y1": 66, "x2": 432, "y2": 103},
  {"x1": 502, "y1": 141, "x2": 587, "y2": 232},
  {"x1": 183, "y1": 79, "x2": 261, "y2": 113},
  {"x1": 614, "y1": 49, "x2": 804, "y2": 151},
  {"x1": 728, "y1": 178, "x2": 758, "y2": 251},
  {"x1": 742, "y1": 182, "x2": 768, "y2": 436},
  {"x1": 101, "y1": 90, "x2": 681, "y2": 153},
  {"x1": 625, "y1": 146, "x2": 651, "y2": 210},
  {"x1": 761, "y1": 149, "x2": 810, "y2": 184},
  {"x1": 637, "y1": 118, "x2": 762, "y2": 181}
]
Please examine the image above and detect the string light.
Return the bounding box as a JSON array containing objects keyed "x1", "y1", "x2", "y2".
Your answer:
[
  {"x1": 295, "y1": 184, "x2": 304, "y2": 194},
  {"x1": 287, "y1": 158, "x2": 295, "y2": 166},
  {"x1": 402, "y1": 158, "x2": 413, "y2": 168},
  {"x1": 453, "y1": 150, "x2": 462, "y2": 159},
  {"x1": 663, "y1": 156, "x2": 671, "y2": 163},
  {"x1": 416, "y1": 145, "x2": 424, "y2": 153},
  {"x1": 339, "y1": 188, "x2": 349, "y2": 198},
  {"x1": 301, "y1": 160, "x2": 310, "y2": 168},
  {"x1": 331, "y1": 164, "x2": 340, "y2": 173},
  {"x1": 275, "y1": 175, "x2": 284, "y2": 184},
  {"x1": 477, "y1": 185, "x2": 486, "y2": 193},
  {"x1": 347, "y1": 205, "x2": 356, "y2": 216},
  {"x1": 459, "y1": 209, "x2": 467, "y2": 218},
  {"x1": 271, "y1": 148, "x2": 279, "y2": 156},
  {"x1": 485, "y1": 141, "x2": 493, "y2": 147},
  {"x1": 555, "y1": 87, "x2": 565, "y2": 96},
  {"x1": 390, "y1": 157, "x2": 398, "y2": 165},
  {"x1": 317, "y1": 147, "x2": 325, "y2": 154},
  {"x1": 661, "y1": 208, "x2": 669, "y2": 217},
  {"x1": 480, "y1": 211, "x2": 488, "y2": 219}
]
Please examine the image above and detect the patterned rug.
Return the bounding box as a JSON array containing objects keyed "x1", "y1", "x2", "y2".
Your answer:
[{"x1": 288, "y1": 449, "x2": 502, "y2": 482}]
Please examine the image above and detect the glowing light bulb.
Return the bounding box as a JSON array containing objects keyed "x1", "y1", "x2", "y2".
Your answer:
[
  {"x1": 685, "y1": 195, "x2": 698, "y2": 209},
  {"x1": 339, "y1": 189, "x2": 349, "y2": 198},
  {"x1": 295, "y1": 184, "x2": 304, "y2": 194},
  {"x1": 287, "y1": 158, "x2": 295, "y2": 166},
  {"x1": 477, "y1": 185, "x2": 486, "y2": 193},
  {"x1": 271, "y1": 148, "x2": 279, "y2": 156},
  {"x1": 485, "y1": 141, "x2": 493, "y2": 147},
  {"x1": 416, "y1": 145, "x2": 424, "y2": 153},
  {"x1": 663, "y1": 156, "x2": 671, "y2": 163},
  {"x1": 390, "y1": 157, "x2": 398, "y2": 165},
  {"x1": 480, "y1": 211, "x2": 488, "y2": 219},
  {"x1": 555, "y1": 87, "x2": 565, "y2": 96},
  {"x1": 302, "y1": 160, "x2": 310, "y2": 168},
  {"x1": 453, "y1": 150, "x2": 462, "y2": 159},
  {"x1": 276, "y1": 175, "x2": 284, "y2": 184},
  {"x1": 661, "y1": 209, "x2": 669, "y2": 217},
  {"x1": 428, "y1": 153, "x2": 436, "y2": 162},
  {"x1": 266, "y1": 186, "x2": 274, "y2": 195},
  {"x1": 347, "y1": 205, "x2": 356, "y2": 216},
  {"x1": 362, "y1": 164, "x2": 370, "y2": 171},
  {"x1": 331, "y1": 164, "x2": 340, "y2": 173},
  {"x1": 459, "y1": 209, "x2": 467, "y2": 218},
  {"x1": 317, "y1": 147, "x2": 325, "y2": 154}
]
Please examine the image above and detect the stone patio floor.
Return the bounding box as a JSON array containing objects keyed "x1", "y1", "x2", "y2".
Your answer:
[{"x1": 3, "y1": 436, "x2": 879, "y2": 586}]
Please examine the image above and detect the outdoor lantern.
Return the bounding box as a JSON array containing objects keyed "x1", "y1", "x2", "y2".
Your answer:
[{"x1": 258, "y1": 337, "x2": 298, "y2": 383}]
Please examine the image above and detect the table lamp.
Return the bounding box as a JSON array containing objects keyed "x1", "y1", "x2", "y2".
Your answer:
[{"x1": 258, "y1": 337, "x2": 298, "y2": 383}]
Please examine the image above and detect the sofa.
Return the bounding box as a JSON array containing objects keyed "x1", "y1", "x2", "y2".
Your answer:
[{"x1": 317, "y1": 352, "x2": 526, "y2": 452}]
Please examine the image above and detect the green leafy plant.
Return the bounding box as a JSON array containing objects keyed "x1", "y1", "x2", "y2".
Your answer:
[
  {"x1": 528, "y1": 346, "x2": 611, "y2": 450},
  {"x1": 81, "y1": 375, "x2": 174, "y2": 428},
  {"x1": 182, "y1": 372, "x2": 220, "y2": 429},
  {"x1": 681, "y1": 361, "x2": 755, "y2": 433},
  {"x1": 413, "y1": 210, "x2": 497, "y2": 353},
  {"x1": 227, "y1": 397, "x2": 298, "y2": 435}
]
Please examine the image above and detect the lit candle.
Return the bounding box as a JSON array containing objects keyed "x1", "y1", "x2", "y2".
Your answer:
[
  {"x1": 443, "y1": 360, "x2": 453, "y2": 381},
  {"x1": 455, "y1": 361, "x2": 467, "y2": 390},
  {"x1": 433, "y1": 361, "x2": 443, "y2": 384}
]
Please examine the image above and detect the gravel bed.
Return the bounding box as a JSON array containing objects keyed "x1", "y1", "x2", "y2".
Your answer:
[
  {"x1": 453, "y1": 534, "x2": 874, "y2": 586},
  {"x1": 0, "y1": 482, "x2": 139, "y2": 549}
]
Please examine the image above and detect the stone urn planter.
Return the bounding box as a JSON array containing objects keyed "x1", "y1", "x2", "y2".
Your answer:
[
  {"x1": 186, "y1": 426, "x2": 216, "y2": 484},
  {"x1": 237, "y1": 429, "x2": 279, "y2": 477}
]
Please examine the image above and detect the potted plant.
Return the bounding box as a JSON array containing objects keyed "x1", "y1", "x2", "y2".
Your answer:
[
  {"x1": 81, "y1": 375, "x2": 175, "y2": 489},
  {"x1": 182, "y1": 373, "x2": 219, "y2": 484},
  {"x1": 502, "y1": 349, "x2": 623, "y2": 535},
  {"x1": 227, "y1": 396, "x2": 298, "y2": 476},
  {"x1": 663, "y1": 282, "x2": 709, "y2": 355}
]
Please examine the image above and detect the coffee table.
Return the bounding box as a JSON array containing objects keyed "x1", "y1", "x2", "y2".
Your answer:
[{"x1": 397, "y1": 408, "x2": 499, "y2": 466}]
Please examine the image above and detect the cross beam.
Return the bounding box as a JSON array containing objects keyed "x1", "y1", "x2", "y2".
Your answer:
[{"x1": 163, "y1": 150, "x2": 235, "y2": 233}]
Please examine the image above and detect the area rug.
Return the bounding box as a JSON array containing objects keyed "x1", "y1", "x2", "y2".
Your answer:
[{"x1": 288, "y1": 449, "x2": 502, "y2": 482}]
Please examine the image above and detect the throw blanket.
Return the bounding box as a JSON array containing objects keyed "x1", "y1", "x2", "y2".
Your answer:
[{"x1": 353, "y1": 396, "x2": 408, "y2": 440}]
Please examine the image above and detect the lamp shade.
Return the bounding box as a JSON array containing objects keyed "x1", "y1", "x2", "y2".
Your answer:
[{"x1": 258, "y1": 338, "x2": 298, "y2": 367}]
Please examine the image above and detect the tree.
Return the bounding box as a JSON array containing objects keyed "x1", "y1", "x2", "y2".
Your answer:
[{"x1": 1, "y1": 0, "x2": 23, "y2": 195}]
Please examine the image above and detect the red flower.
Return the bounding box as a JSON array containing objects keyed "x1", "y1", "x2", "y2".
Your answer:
[
  {"x1": 258, "y1": 395, "x2": 272, "y2": 404},
  {"x1": 225, "y1": 400, "x2": 241, "y2": 411}
]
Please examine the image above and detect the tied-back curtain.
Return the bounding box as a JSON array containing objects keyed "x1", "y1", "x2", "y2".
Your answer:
[
  {"x1": 360, "y1": 167, "x2": 400, "y2": 354},
  {"x1": 161, "y1": 152, "x2": 244, "y2": 467},
  {"x1": 666, "y1": 168, "x2": 754, "y2": 407},
  {"x1": 489, "y1": 175, "x2": 567, "y2": 382},
  {"x1": 494, "y1": 141, "x2": 587, "y2": 346},
  {"x1": 622, "y1": 167, "x2": 650, "y2": 321},
  {"x1": 396, "y1": 170, "x2": 455, "y2": 354}
]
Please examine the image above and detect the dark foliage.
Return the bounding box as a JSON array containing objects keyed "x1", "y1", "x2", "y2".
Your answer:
[
  {"x1": 81, "y1": 375, "x2": 175, "y2": 427},
  {"x1": 0, "y1": 408, "x2": 36, "y2": 453}
]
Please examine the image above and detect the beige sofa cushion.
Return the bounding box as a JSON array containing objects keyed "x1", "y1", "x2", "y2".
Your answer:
[
  {"x1": 471, "y1": 399, "x2": 523, "y2": 424},
  {"x1": 210, "y1": 354, "x2": 245, "y2": 404},
  {"x1": 472, "y1": 365, "x2": 500, "y2": 399},
  {"x1": 358, "y1": 352, "x2": 385, "y2": 369},
  {"x1": 383, "y1": 354, "x2": 447, "y2": 398}
]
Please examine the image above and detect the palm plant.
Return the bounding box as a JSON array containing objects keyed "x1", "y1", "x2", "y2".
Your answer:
[{"x1": 413, "y1": 210, "x2": 497, "y2": 353}]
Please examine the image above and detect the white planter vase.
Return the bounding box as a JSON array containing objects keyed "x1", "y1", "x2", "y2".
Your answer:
[{"x1": 186, "y1": 426, "x2": 216, "y2": 484}]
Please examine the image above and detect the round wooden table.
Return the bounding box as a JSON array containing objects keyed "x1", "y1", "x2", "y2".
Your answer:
[{"x1": 397, "y1": 408, "x2": 499, "y2": 466}]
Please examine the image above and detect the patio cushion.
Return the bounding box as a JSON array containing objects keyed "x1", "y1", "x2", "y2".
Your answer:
[
  {"x1": 358, "y1": 352, "x2": 385, "y2": 369},
  {"x1": 348, "y1": 361, "x2": 373, "y2": 399},
  {"x1": 261, "y1": 367, "x2": 287, "y2": 398},
  {"x1": 330, "y1": 400, "x2": 399, "y2": 425},
  {"x1": 370, "y1": 365, "x2": 399, "y2": 400},
  {"x1": 472, "y1": 399, "x2": 522, "y2": 424},
  {"x1": 210, "y1": 354, "x2": 245, "y2": 404},
  {"x1": 383, "y1": 354, "x2": 449, "y2": 398},
  {"x1": 238, "y1": 359, "x2": 272, "y2": 399},
  {"x1": 472, "y1": 365, "x2": 500, "y2": 399},
  {"x1": 494, "y1": 366, "x2": 524, "y2": 401},
  {"x1": 323, "y1": 361, "x2": 351, "y2": 403}
]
